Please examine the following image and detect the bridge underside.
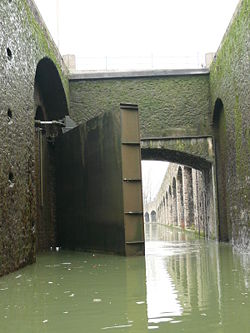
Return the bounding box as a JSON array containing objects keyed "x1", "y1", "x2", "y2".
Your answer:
[
  {"x1": 141, "y1": 137, "x2": 217, "y2": 240},
  {"x1": 141, "y1": 136, "x2": 214, "y2": 171}
]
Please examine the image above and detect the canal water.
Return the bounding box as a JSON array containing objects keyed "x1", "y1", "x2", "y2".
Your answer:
[{"x1": 0, "y1": 224, "x2": 249, "y2": 333}]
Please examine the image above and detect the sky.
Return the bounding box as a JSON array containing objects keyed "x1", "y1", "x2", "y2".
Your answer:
[
  {"x1": 34, "y1": 0, "x2": 239, "y2": 70},
  {"x1": 33, "y1": 0, "x2": 239, "y2": 200}
]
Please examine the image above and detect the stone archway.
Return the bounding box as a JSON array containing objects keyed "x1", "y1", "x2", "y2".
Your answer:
[
  {"x1": 172, "y1": 178, "x2": 178, "y2": 226},
  {"x1": 213, "y1": 98, "x2": 229, "y2": 241},
  {"x1": 34, "y1": 57, "x2": 68, "y2": 250},
  {"x1": 141, "y1": 140, "x2": 217, "y2": 239},
  {"x1": 177, "y1": 166, "x2": 184, "y2": 228},
  {"x1": 150, "y1": 210, "x2": 157, "y2": 222}
]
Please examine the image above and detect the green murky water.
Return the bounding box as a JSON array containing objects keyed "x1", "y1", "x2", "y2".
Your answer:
[{"x1": 0, "y1": 224, "x2": 249, "y2": 333}]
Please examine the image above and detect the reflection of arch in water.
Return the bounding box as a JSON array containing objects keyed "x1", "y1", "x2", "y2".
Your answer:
[{"x1": 150, "y1": 210, "x2": 157, "y2": 222}]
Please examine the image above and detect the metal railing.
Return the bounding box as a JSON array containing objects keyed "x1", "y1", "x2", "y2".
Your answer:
[{"x1": 74, "y1": 54, "x2": 206, "y2": 71}]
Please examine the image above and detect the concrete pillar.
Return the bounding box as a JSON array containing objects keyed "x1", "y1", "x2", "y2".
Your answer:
[
  {"x1": 177, "y1": 167, "x2": 185, "y2": 228},
  {"x1": 172, "y1": 177, "x2": 178, "y2": 226},
  {"x1": 183, "y1": 167, "x2": 194, "y2": 228}
]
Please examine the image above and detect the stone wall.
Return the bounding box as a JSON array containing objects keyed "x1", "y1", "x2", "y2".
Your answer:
[
  {"x1": 144, "y1": 162, "x2": 212, "y2": 239},
  {"x1": 69, "y1": 71, "x2": 211, "y2": 138},
  {"x1": 0, "y1": 0, "x2": 249, "y2": 278},
  {"x1": 209, "y1": 0, "x2": 250, "y2": 250},
  {"x1": 0, "y1": 0, "x2": 69, "y2": 276}
]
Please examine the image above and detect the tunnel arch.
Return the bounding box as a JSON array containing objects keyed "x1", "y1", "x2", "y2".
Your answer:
[
  {"x1": 212, "y1": 98, "x2": 229, "y2": 241},
  {"x1": 34, "y1": 57, "x2": 68, "y2": 120},
  {"x1": 34, "y1": 57, "x2": 69, "y2": 251}
]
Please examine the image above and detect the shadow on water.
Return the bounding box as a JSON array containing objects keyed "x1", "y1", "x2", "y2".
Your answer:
[{"x1": 0, "y1": 223, "x2": 249, "y2": 332}]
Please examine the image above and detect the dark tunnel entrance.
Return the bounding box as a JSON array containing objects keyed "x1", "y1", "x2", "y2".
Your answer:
[
  {"x1": 213, "y1": 99, "x2": 229, "y2": 242},
  {"x1": 34, "y1": 57, "x2": 68, "y2": 251}
]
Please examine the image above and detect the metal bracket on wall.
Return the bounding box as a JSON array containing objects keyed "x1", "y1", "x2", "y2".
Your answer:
[{"x1": 120, "y1": 103, "x2": 145, "y2": 256}]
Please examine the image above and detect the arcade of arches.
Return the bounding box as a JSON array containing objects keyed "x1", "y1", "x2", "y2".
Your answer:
[{"x1": 144, "y1": 163, "x2": 208, "y2": 237}]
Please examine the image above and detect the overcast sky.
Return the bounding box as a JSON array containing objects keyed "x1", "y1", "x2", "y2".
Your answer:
[
  {"x1": 34, "y1": 0, "x2": 239, "y2": 69},
  {"x1": 33, "y1": 0, "x2": 239, "y2": 201}
]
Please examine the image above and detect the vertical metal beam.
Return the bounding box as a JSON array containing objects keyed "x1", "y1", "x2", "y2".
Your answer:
[{"x1": 120, "y1": 103, "x2": 145, "y2": 256}]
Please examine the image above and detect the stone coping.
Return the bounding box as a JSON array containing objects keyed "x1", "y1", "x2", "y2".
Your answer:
[{"x1": 69, "y1": 68, "x2": 209, "y2": 80}]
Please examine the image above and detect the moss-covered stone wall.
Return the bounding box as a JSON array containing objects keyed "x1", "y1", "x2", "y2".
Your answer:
[
  {"x1": 1, "y1": 0, "x2": 249, "y2": 278},
  {"x1": 209, "y1": 0, "x2": 249, "y2": 250},
  {"x1": 0, "y1": 0, "x2": 69, "y2": 276},
  {"x1": 69, "y1": 73, "x2": 211, "y2": 138}
]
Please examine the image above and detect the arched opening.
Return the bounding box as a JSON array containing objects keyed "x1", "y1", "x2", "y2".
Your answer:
[
  {"x1": 177, "y1": 167, "x2": 184, "y2": 228},
  {"x1": 168, "y1": 186, "x2": 172, "y2": 225},
  {"x1": 141, "y1": 145, "x2": 216, "y2": 240},
  {"x1": 150, "y1": 210, "x2": 157, "y2": 222},
  {"x1": 165, "y1": 192, "x2": 169, "y2": 225},
  {"x1": 172, "y1": 178, "x2": 178, "y2": 226},
  {"x1": 34, "y1": 57, "x2": 68, "y2": 120},
  {"x1": 162, "y1": 197, "x2": 165, "y2": 224},
  {"x1": 213, "y1": 98, "x2": 229, "y2": 241},
  {"x1": 183, "y1": 166, "x2": 194, "y2": 229},
  {"x1": 145, "y1": 212, "x2": 150, "y2": 223},
  {"x1": 34, "y1": 57, "x2": 68, "y2": 251}
]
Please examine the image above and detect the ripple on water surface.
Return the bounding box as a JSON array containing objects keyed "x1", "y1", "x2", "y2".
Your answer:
[{"x1": 0, "y1": 223, "x2": 249, "y2": 333}]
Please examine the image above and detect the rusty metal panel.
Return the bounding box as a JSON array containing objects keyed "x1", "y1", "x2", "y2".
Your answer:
[
  {"x1": 121, "y1": 105, "x2": 140, "y2": 143},
  {"x1": 124, "y1": 214, "x2": 144, "y2": 242},
  {"x1": 123, "y1": 182, "x2": 143, "y2": 212},
  {"x1": 122, "y1": 145, "x2": 141, "y2": 179},
  {"x1": 120, "y1": 103, "x2": 144, "y2": 256}
]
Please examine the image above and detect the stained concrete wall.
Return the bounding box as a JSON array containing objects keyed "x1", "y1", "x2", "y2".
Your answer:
[
  {"x1": 55, "y1": 111, "x2": 126, "y2": 254},
  {"x1": 0, "y1": 0, "x2": 69, "y2": 276},
  {"x1": 69, "y1": 71, "x2": 211, "y2": 138},
  {"x1": 209, "y1": 0, "x2": 250, "y2": 250}
]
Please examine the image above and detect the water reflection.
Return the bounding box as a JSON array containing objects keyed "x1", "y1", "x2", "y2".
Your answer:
[
  {"x1": 145, "y1": 223, "x2": 250, "y2": 332},
  {"x1": 0, "y1": 224, "x2": 249, "y2": 333}
]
